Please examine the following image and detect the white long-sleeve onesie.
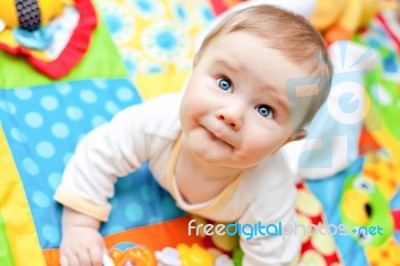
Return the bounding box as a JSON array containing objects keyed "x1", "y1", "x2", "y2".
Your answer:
[{"x1": 54, "y1": 92, "x2": 301, "y2": 265}]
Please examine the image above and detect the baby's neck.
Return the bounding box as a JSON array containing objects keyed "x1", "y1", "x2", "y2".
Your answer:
[{"x1": 175, "y1": 140, "x2": 242, "y2": 204}]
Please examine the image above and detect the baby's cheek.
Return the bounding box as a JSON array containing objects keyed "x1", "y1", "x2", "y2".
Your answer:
[
  {"x1": 245, "y1": 140, "x2": 270, "y2": 157},
  {"x1": 251, "y1": 133, "x2": 282, "y2": 154}
]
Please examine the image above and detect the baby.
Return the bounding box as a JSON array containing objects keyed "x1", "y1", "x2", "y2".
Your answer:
[{"x1": 55, "y1": 4, "x2": 332, "y2": 266}]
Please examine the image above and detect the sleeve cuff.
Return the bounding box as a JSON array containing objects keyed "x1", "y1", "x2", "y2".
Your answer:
[{"x1": 54, "y1": 187, "x2": 111, "y2": 222}]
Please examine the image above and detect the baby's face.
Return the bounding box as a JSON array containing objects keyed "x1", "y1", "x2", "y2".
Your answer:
[{"x1": 180, "y1": 31, "x2": 310, "y2": 168}]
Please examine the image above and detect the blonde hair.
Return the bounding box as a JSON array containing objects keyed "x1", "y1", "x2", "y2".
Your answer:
[{"x1": 197, "y1": 5, "x2": 333, "y2": 132}]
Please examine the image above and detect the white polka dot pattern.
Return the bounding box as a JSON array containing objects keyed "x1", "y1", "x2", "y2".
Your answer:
[{"x1": 0, "y1": 78, "x2": 185, "y2": 249}]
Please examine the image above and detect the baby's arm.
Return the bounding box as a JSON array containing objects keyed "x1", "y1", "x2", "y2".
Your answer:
[
  {"x1": 238, "y1": 168, "x2": 300, "y2": 265},
  {"x1": 55, "y1": 100, "x2": 156, "y2": 265},
  {"x1": 55, "y1": 113, "x2": 140, "y2": 266},
  {"x1": 239, "y1": 212, "x2": 300, "y2": 266},
  {"x1": 59, "y1": 207, "x2": 104, "y2": 266}
]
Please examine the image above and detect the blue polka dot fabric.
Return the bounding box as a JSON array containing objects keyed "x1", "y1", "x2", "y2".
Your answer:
[{"x1": 0, "y1": 79, "x2": 185, "y2": 249}]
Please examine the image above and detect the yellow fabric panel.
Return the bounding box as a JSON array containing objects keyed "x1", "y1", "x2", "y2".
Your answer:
[
  {"x1": 97, "y1": 0, "x2": 214, "y2": 98},
  {"x1": 134, "y1": 71, "x2": 190, "y2": 100},
  {"x1": 0, "y1": 127, "x2": 46, "y2": 266}
]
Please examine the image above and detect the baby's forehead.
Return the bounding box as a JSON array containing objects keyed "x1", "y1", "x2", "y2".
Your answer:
[{"x1": 206, "y1": 31, "x2": 308, "y2": 66}]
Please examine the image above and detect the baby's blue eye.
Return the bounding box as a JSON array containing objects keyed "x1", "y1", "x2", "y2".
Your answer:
[
  {"x1": 218, "y1": 78, "x2": 231, "y2": 91},
  {"x1": 257, "y1": 105, "x2": 273, "y2": 117}
]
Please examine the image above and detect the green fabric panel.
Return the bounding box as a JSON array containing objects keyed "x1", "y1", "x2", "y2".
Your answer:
[
  {"x1": 0, "y1": 211, "x2": 15, "y2": 266},
  {"x1": 0, "y1": 18, "x2": 127, "y2": 89},
  {"x1": 366, "y1": 68, "x2": 400, "y2": 142},
  {"x1": 355, "y1": 35, "x2": 400, "y2": 142}
]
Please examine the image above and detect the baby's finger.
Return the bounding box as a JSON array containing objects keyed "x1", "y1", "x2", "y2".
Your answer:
[
  {"x1": 63, "y1": 253, "x2": 79, "y2": 266},
  {"x1": 88, "y1": 245, "x2": 103, "y2": 266},
  {"x1": 60, "y1": 255, "x2": 69, "y2": 266},
  {"x1": 77, "y1": 249, "x2": 92, "y2": 266}
]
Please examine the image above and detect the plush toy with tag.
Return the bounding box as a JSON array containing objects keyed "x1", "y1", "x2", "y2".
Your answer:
[
  {"x1": 0, "y1": 0, "x2": 97, "y2": 79},
  {"x1": 0, "y1": 0, "x2": 68, "y2": 50},
  {"x1": 0, "y1": 0, "x2": 65, "y2": 31}
]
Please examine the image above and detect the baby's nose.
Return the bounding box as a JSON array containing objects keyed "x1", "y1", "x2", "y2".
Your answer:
[{"x1": 216, "y1": 108, "x2": 242, "y2": 130}]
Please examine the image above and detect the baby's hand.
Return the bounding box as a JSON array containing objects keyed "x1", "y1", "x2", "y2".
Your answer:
[
  {"x1": 59, "y1": 207, "x2": 105, "y2": 266},
  {"x1": 60, "y1": 226, "x2": 104, "y2": 266}
]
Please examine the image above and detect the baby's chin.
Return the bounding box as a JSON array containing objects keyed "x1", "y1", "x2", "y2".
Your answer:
[{"x1": 190, "y1": 146, "x2": 256, "y2": 169}]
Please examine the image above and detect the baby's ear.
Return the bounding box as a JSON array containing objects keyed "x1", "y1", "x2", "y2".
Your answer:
[
  {"x1": 288, "y1": 129, "x2": 307, "y2": 142},
  {"x1": 193, "y1": 53, "x2": 200, "y2": 67}
]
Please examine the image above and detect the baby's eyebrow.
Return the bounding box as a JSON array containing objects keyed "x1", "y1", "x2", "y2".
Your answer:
[{"x1": 214, "y1": 58, "x2": 243, "y2": 73}]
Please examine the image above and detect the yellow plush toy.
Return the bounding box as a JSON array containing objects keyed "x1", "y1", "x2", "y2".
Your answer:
[
  {"x1": 0, "y1": 0, "x2": 65, "y2": 31},
  {"x1": 311, "y1": 0, "x2": 379, "y2": 44}
]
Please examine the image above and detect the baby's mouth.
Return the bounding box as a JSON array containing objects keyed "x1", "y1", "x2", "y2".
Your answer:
[{"x1": 205, "y1": 127, "x2": 234, "y2": 148}]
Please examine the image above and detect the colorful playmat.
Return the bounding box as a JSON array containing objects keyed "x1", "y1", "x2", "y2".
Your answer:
[{"x1": 0, "y1": 0, "x2": 399, "y2": 265}]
